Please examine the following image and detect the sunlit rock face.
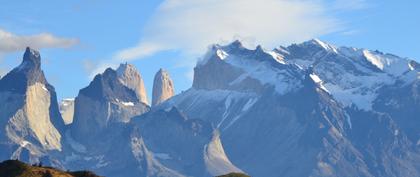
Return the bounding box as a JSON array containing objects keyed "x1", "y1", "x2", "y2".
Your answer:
[
  {"x1": 152, "y1": 68, "x2": 175, "y2": 106},
  {"x1": 70, "y1": 66, "x2": 150, "y2": 145},
  {"x1": 116, "y1": 63, "x2": 149, "y2": 105},
  {"x1": 0, "y1": 47, "x2": 64, "y2": 163}
]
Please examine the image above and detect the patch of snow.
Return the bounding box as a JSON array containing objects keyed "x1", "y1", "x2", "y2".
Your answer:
[
  {"x1": 224, "y1": 97, "x2": 259, "y2": 130},
  {"x1": 313, "y1": 39, "x2": 338, "y2": 53},
  {"x1": 291, "y1": 59, "x2": 314, "y2": 69},
  {"x1": 345, "y1": 113, "x2": 352, "y2": 129},
  {"x1": 323, "y1": 83, "x2": 377, "y2": 111},
  {"x1": 115, "y1": 98, "x2": 135, "y2": 106},
  {"x1": 217, "y1": 95, "x2": 233, "y2": 128},
  {"x1": 310, "y1": 73, "x2": 329, "y2": 93},
  {"x1": 268, "y1": 51, "x2": 286, "y2": 64},
  {"x1": 242, "y1": 98, "x2": 258, "y2": 112},
  {"x1": 153, "y1": 152, "x2": 172, "y2": 160},
  {"x1": 20, "y1": 141, "x2": 30, "y2": 147},
  {"x1": 121, "y1": 101, "x2": 134, "y2": 106},
  {"x1": 394, "y1": 130, "x2": 399, "y2": 136},
  {"x1": 408, "y1": 62, "x2": 415, "y2": 71},
  {"x1": 216, "y1": 49, "x2": 228, "y2": 60},
  {"x1": 41, "y1": 85, "x2": 48, "y2": 92},
  {"x1": 363, "y1": 50, "x2": 409, "y2": 76},
  {"x1": 310, "y1": 73, "x2": 322, "y2": 83},
  {"x1": 225, "y1": 53, "x2": 302, "y2": 94}
]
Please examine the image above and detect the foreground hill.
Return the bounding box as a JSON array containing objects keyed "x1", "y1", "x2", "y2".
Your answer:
[{"x1": 0, "y1": 160, "x2": 100, "y2": 177}]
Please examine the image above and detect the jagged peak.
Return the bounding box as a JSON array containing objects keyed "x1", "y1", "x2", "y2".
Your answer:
[
  {"x1": 152, "y1": 68, "x2": 174, "y2": 106},
  {"x1": 155, "y1": 68, "x2": 172, "y2": 80},
  {"x1": 156, "y1": 68, "x2": 168, "y2": 75},
  {"x1": 18, "y1": 47, "x2": 41, "y2": 71},
  {"x1": 294, "y1": 38, "x2": 338, "y2": 53},
  {"x1": 229, "y1": 39, "x2": 244, "y2": 48},
  {"x1": 0, "y1": 47, "x2": 48, "y2": 93},
  {"x1": 80, "y1": 67, "x2": 140, "y2": 102},
  {"x1": 116, "y1": 62, "x2": 138, "y2": 75}
]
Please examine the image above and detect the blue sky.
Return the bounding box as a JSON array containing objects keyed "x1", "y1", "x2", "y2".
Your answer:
[{"x1": 0, "y1": 0, "x2": 419, "y2": 101}]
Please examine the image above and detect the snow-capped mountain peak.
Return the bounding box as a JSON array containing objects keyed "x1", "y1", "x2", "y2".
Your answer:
[{"x1": 194, "y1": 41, "x2": 304, "y2": 94}]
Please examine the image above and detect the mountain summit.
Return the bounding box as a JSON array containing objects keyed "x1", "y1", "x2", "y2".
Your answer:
[
  {"x1": 152, "y1": 68, "x2": 174, "y2": 106},
  {"x1": 116, "y1": 63, "x2": 149, "y2": 105}
]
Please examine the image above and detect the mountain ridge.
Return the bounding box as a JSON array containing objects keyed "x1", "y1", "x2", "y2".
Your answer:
[{"x1": 0, "y1": 39, "x2": 419, "y2": 177}]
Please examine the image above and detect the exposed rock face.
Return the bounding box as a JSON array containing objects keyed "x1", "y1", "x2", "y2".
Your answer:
[
  {"x1": 152, "y1": 69, "x2": 174, "y2": 106},
  {"x1": 70, "y1": 67, "x2": 150, "y2": 145},
  {"x1": 59, "y1": 98, "x2": 75, "y2": 125},
  {"x1": 204, "y1": 131, "x2": 243, "y2": 176},
  {"x1": 116, "y1": 63, "x2": 149, "y2": 105},
  {"x1": 0, "y1": 47, "x2": 64, "y2": 163}
]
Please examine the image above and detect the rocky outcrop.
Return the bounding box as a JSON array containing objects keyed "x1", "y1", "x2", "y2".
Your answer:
[
  {"x1": 70, "y1": 67, "x2": 150, "y2": 145},
  {"x1": 116, "y1": 63, "x2": 149, "y2": 105},
  {"x1": 59, "y1": 98, "x2": 75, "y2": 125},
  {"x1": 204, "y1": 131, "x2": 243, "y2": 176},
  {"x1": 152, "y1": 69, "x2": 174, "y2": 106},
  {"x1": 0, "y1": 47, "x2": 64, "y2": 163}
]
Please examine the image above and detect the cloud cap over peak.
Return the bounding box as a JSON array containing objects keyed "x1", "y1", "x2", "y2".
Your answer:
[{"x1": 115, "y1": 0, "x2": 339, "y2": 61}]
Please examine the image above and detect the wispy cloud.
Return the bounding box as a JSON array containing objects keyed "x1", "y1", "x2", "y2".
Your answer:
[
  {"x1": 92, "y1": 0, "x2": 367, "y2": 77},
  {"x1": 113, "y1": 0, "x2": 339, "y2": 62},
  {"x1": 0, "y1": 28, "x2": 79, "y2": 53},
  {"x1": 113, "y1": 42, "x2": 167, "y2": 61}
]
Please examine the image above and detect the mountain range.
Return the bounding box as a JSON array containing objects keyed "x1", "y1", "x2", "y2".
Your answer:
[{"x1": 0, "y1": 39, "x2": 419, "y2": 177}]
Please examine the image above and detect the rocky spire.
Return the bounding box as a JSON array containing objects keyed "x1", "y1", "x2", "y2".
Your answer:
[
  {"x1": 152, "y1": 68, "x2": 174, "y2": 106},
  {"x1": 116, "y1": 63, "x2": 149, "y2": 105},
  {"x1": 0, "y1": 47, "x2": 65, "y2": 157},
  {"x1": 0, "y1": 47, "x2": 48, "y2": 94},
  {"x1": 22, "y1": 47, "x2": 41, "y2": 70}
]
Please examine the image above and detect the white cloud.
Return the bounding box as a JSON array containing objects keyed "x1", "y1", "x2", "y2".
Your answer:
[
  {"x1": 0, "y1": 28, "x2": 79, "y2": 53},
  {"x1": 113, "y1": 42, "x2": 167, "y2": 61},
  {"x1": 93, "y1": 0, "x2": 366, "y2": 78},
  {"x1": 113, "y1": 0, "x2": 339, "y2": 62}
]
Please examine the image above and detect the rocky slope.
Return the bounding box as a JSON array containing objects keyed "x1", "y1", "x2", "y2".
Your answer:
[{"x1": 152, "y1": 69, "x2": 175, "y2": 106}]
